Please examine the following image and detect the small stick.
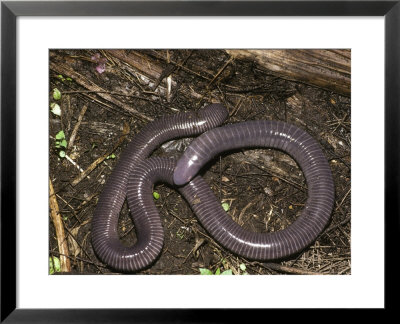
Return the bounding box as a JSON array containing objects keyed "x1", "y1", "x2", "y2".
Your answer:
[
  {"x1": 62, "y1": 90, "x2": 159, "y2": 105},
  {"x1": 50, "y1": 61, "x2": 153, "y2": 121},
  {"x1": 65, "y1": 154, "x2": 86, "y2": 175},
  {"x1": 248, "y1": 163, "x2": 307, "y2": 191},
  {"x1": 62, "y1": 225, "x2": 104, "y2": 273},
  {"x1": 261, "y1": 262, "x2": 325, "y2": 275},
  {"x1": 55, "y1": 193, "x2": 82, "y2": 224},
  {"x1": 71, "y1": 122, "x2": 130, "y2": 186},
  {"x1": 49, "y1": 178, "x2": 71, "y2": 272},
  {"x1": 150, "y1": 50, "x2": 213, "y2": 81},
  {"x1": 166, "y1": 50, "x2": 172, "y2": 103},
  {"x1": 237, "y1": 201, "x2": 254, "y2": 226},
  {"x1": 207, "y1": 56, "x2": 234, "y2": 89},
  {"x1": 323, "y1": 215, "x2": 351, "y2": 234},
  {"x1": 49, "y1": 250, "x2": 106, "y2": 272},
  {"x1": 50, "y1": 134, "x2": 87, "y2": 176},
  {"x1": 335, "y1": 187, "x2": 351, "y2": 212},
  {"x1": 68, "y1": 104, "x2": 88, "y2": 149}
]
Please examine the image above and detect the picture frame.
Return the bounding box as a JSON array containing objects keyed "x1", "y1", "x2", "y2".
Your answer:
[{"x1": 1, "y1": 0, "x2": 398, "y2": 321}]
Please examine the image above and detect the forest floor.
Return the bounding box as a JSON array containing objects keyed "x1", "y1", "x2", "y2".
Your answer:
[{"x1": 49, "y1": 49, "x2": 351, "y2": 275}]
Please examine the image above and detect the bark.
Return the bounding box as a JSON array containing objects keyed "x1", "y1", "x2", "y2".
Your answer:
[{"x1": 226, "y1": 49, "x2": 351, "y2": 96}]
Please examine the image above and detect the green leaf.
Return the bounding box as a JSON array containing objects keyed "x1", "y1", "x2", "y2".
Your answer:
[
  {"x1": 153, "y1": 191, "x2": 160, "y2": 200},
  {"x1": 60, "y1": 139, "x2": 67, "y2": 148},
  {"x1": 199, "y1": 268, "x2": 214, "y2": 275},
  {"x1": 53, "y1": 88, "x2": 62, "y2": 100},
  {"x1": 49, "y1": 258, "x2": 54, "y2": 275},
  {"x1": 66, "y1": 77, "x2": 73, "y2": 82},
  {"x1": 106, "y1": 153, "x2": 116, "y2": 159},
  {"x1": 49, "y1": 256, "x2": 61, "y2": 274},
  {"x1": 55, "y1": 130, "x2": 65, "y2": 140},
  {"x1": 59, "y1": 150, "x2": 66, "y2": 158},
  {"x1": 215, "y1": 268, "x2": 221, "y2": 275},
  {"x1": 50, "y1": 103, "x2": 61, "y2": 116},
  {"x1": 239, "y1": 263, "x2": 246, "y2": 271},
  {"x1": 221, "y1": 202, "x2": 230, "y2": 211},
  {"x1": 221, "y1": 269, "x2": 233, "y2": 275},
  {"x1": 176, "y1": 230, "x2": 184, "y2": 240}
]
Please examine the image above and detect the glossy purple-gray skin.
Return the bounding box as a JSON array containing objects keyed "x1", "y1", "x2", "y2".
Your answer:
[
  {"x1": 173, "y1": 121, "x2": 335, "y2": 260},
  {"x1": 91, "y1": 104, "x2": 228, "y2": 272}
]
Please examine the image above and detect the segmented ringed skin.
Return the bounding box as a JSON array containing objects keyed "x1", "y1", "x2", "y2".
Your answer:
[
  {"x1": 173, "y1": 120, "x2": 335, "y2": 261},
  {"x1": 91, "y1": 104, "x2": 335, "y2": 272}
]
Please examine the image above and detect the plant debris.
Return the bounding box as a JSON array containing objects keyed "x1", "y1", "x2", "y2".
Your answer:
[{"x1": 49, "y1": 49, "x2": 351, "y2": 275}]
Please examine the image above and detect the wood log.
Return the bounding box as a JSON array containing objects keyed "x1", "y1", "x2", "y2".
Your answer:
[
  {"x1": 105, "y1": 49, "x2": 166, "y2": 83},
  {"x1": 226, "y1": 49, "x2": 350, "y2": 96},
  {"x1": 104, "y1": 49, "x2": 204, "y2": 100}
]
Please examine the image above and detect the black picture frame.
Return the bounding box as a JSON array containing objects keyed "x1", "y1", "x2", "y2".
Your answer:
[{"x1": 1, "y1": 0, "x2": 398, "y2": 322}]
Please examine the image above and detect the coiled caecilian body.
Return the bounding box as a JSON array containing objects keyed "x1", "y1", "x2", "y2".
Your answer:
[
  {"x1": 91, "y1": 104, "x2": 335, "y2": 272},
  {"x1": 91, "y1": 104, "x2": 228, "y2": 272}
]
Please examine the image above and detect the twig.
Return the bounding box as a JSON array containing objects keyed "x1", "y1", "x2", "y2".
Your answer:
[
  {"x1": 49, "y1": 250, "x2": 105, "y2": 273},
  {"x1": 55, "y1": 193, "x2": 83, "y2": 224},
  {"x1": 68, "y1": 104, "x2": 88, "y2": 149},
  {"x1": 62, "y1": 224, "x2": 104, "y2": 273},
  {"x1": 261, "y1": 262, "x2": 325, "y2": 275},
  {"x1": 237, "y1": 201, "x2": 254, "y2": 226},
  {"x1": 49, "y1": 61, "x2": 153, "y2": 121},
  {"x1": 247, "y1": 163, "x2": 307, "y2": 192},
  {"x1": 50, "y1": 133, "x2": 87, "y2": 175},
  {"x1": 49, "y1": 178, "x2": 71, "y2": 272},
  {"x1": 166, "y1": 50, "x2": 172, "y2": 102},
  {"x1": 323, "y1": 215, "x2": 351, "y2": 234},
  {"x1": 62, "y1": 90, "x2": 160, "y2": 105},
  {"x1": 65, "y1": 154, "x2": 86, "y2": 175},
  {"x1": 207, "y1": 56, "x2": 234, "y2": 89},
  {"x1": 71, "y1": 122, "x2": 130, "y2": 186},
  {"x1": 150, "y1": 50, "x2": 212, "y2": 80},
  {"x1": 335, "y1": 187, "x2": 351, "y2": 212}
]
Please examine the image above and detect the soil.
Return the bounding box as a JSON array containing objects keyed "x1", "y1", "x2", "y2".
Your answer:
[{"x1": 49, "y1": 49, "x2": 351, "y2": 275}]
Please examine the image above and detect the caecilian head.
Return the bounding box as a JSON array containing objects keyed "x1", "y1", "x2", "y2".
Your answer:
[{"x1": 173, "y1": 152, "x2": 201, "y2": 186}]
